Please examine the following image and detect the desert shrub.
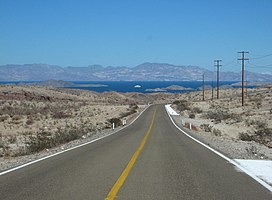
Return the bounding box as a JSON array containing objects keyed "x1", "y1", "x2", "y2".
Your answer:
[
  {"x1": 54, "y1": 130, "x2": 79, "y2": 145},
  {"x1": 39, "y1": 106, "x2": 50, "y2": 115},
  {"x1": 192, "y1": 107, "x2": 202, "y2": 113},
  {"x1": 212, "y1": 128, "x2": 222, "y2": 136},
  {"x1": 26, "y1": 125, "x2": 91, "y2": 154},
  {"x1": 0, "y1": 115, "x2": 9, "y2": 122},
  {"x1": 108, "y1": 118, "x2": 122, "y2": 127},
  {"x1": 26, "y1": 132, "x2": 54, "y2": 153},
  {"x1": 200, "y1": 124, "x2": 212, "y2": 132},
  {"x1": 189, "y1": 113, "x2": 195, "y2": 119},
  {"x1": 244, "y1": 119, "x2": 252, "y2": 126},
  {"x1": 129, "y1": 103, "x2": 138, "y2": 110},
  {"x1": 120, "y1": 105, "x2": 138, "y2": 118},
  {"x1": 254, "y1": 127, "x2": 272, "y2": 145},
  {"x1": 120, "y1": 110, "x2": 137, "y2": 118},
  {"x1": 173, "y1": 100, "x2": 190, "y2": 111},
  {"x1": 252, "y1": 120, "x2": 267, "y2": 130},
  {"x1": 52, "y1": 111, "x2": 71, "y2": 119},
  {"x1": 239, "y1": 126, "x2": 272, "y2": 147},
  {"x1": 7, "y1": 135, "x2": 17, "y2": 144},
  {"x1": 0, "y1": 133, "x2": 4, "y2": 148},
  {"x1": 26, "y1": 119, "x2": 34, "y2": 125},
  {"x1": 255, "y1": 127, "x2": 272, "y2": 137},
  {"x1": 246, "y1": 145, "x2": 258, "y2": 155},
  {"x1": 250, "y1": 97, "x2": 262, "y2": 109},
  {"x1": 0, "y1": 105, "x2": 13, "y2": 116},
  {"x1": 1, "y1": 145, "x2": 11, "y2": 157},
  {"x1": 204, "y1": 110, "x2": 233, "y2": 123},
  {"x1": 239, "y1": 132, "x2": 254, "y2": 141},
  {"x1": 12, "y1": 115, "x2": 22, "y2": 121}
]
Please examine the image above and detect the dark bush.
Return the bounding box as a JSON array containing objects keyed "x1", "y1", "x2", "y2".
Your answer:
[
  {"x1": 12, "y1": 115, "x2": 22, "y2": 121},
  {"x1": 52, "y1": 111, "x2": 71, "y2": 119},
  {"x1": 189, "y1": 113, "x2": 195, "y2": 119},
  {"x1": 192, "y1": 107, "x2": 202, "y2": 113},
  {"x1": 26, "y1": 119, "x2": 34, "y2": 125},
  {"x1": 212, "y1": 128, "x2": 222, "y2": 136},
  {"x1": 0, "y1": 115, "x2": 9, "y2": 122},
  {"x1": 129, "y1": 103, "x2": 138, "y2": 110},
  {"x1": 239, "y1": 132, "x2": 254, "y2": 141},
  {"x1": 200, "y1": 124, "x2": 212, "y2": 132},
  {"x1": 173, "y1": 100, "x2": 190, "y2": 111},
  {"x1": 108, "y1": 118, "x2": 122, "y2": 127},
  {"x1": 253, "y1": 121, "x2": 267, "y2": 130},
  {"x1": 204, "y1": 110, "x2": 234, "y2": 122}
]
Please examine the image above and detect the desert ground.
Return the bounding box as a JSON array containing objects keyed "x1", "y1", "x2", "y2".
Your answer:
[
  {"x1": 171, "y1": 85, "x2": 272, "y2": 159},
  {"x1": 0, "y1": 84, "x2": 271, "y2": 171}
]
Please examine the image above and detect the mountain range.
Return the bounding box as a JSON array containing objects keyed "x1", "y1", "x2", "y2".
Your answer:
[{"x1": 0, "y1": 63, "x2": 271, "y2": 81}]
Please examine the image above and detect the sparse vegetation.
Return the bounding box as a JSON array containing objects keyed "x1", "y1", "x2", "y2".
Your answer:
[
  {"x1": 200, "y1": 124, "x2": 212, "y2": 132},
  {"x1": 192, "y1": 107, "x2": 202, "y2": 113},
  {"x1": 203, "y1": 110, "x2": 239, "y2": 124},
  {"x1": 239, "y1": 132, "x2": 254, "y2": 141},
  {"x1": 212, "y1": 128, "x2": 222, "y2": 136},
  {"x1": 0, "y1": 85, "x2": 147, "y2": 157},
  {"x1": 189, "y1": 113, "x2": 195, "y2": 119}
]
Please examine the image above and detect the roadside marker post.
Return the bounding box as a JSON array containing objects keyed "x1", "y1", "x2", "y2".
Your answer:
[
  {"x1": 189, "y1": 123, "x2": 192, "y2": 130},
  {"x1": 112, "y1": 123, "x2": 115, "y2": 130},
  {"x1": 122, "y1": 119, "x2": 127, "y2": 126}
]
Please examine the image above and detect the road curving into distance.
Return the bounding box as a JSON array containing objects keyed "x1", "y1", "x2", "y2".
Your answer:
[{"x1": 0, "y1": 104, "x2": 271, "y2": 199}]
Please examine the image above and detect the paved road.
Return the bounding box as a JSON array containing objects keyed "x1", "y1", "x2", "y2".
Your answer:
[{"x1": 0, "y1": 105, "x2": 271, "y2": 199}]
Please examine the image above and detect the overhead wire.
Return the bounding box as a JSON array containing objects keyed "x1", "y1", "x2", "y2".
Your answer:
[
  {"x1": 251, "y1": 53, "x2": 272, "y2": 60},
  {"x1": 248, "y1": 63, "x2": 272, "y2": 68}
]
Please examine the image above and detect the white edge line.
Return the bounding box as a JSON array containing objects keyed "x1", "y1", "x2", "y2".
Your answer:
[
  {"x1": 165, "y1": 105, "x2": 272, "y2": 193},
  {"x1": 0, "y1": 105, "x2": 151, "y2": 176}
]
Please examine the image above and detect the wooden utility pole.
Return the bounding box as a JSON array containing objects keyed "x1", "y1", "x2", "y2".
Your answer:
[
  {"x1": 238, "y1": 51, "x2": 249, "y2": 106},
  {"x1": 202, "y1": 73, "x2": 205, "y2": 101},
  {"x1": 214, "y1": 60, "x2": 222, "y2": 99},
  {"x1": 211, "y1": 80, "x2": 214, "y2": 100}
]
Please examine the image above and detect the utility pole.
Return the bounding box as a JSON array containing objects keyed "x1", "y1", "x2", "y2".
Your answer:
[
  {"x1": 238, "y1": 51, "x2": 249, "y2": 106},
  {"x1": 202, "y1": 73, "x2": 205, "y2": 101},
  {"x1": 211, "y1": 80, "x2": 214, "y2": 100},
  {"x1": 214, "y1": 60, "x2": 222, "y2": 99}
]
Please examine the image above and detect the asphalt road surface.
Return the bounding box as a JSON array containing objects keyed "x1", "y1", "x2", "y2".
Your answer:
[{"x1": 0, "y1": 105, "x2": 271, "y2": 199}]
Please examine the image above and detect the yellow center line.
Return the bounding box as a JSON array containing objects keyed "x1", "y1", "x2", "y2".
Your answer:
[{"x1": 105, "y1": 110, "x2": 157, "y2": 200}]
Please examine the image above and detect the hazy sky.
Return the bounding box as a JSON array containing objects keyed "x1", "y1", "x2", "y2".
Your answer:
[{"x1": 1, "y1": 0, "x2": 272, "y2": 73}]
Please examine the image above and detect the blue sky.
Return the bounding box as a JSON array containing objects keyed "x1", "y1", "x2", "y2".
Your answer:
[{"x1": 1, "y1": 0, "x2": 272, "y2": 73}]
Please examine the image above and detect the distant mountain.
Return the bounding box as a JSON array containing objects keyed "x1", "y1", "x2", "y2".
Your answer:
[{"x1": 0, "y1": 63, "x2": 272, "y2": 81}]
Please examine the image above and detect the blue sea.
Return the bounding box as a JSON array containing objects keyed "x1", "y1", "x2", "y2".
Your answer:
[{"x1": 0, "y1": 81, "x2": 239, "y2": 93}]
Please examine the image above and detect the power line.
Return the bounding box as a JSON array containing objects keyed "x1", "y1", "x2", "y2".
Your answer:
[
  {"x1": 251, "y1": 53, "x2": 272, "y2": 60},
  {"x1": 248, "y1": 63, "x2": 272, "y2": 68},
  {"x1": 223, "y1": 58, "x2": 237, "y2": 66}
]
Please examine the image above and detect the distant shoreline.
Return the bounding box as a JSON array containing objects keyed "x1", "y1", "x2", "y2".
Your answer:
[{"x1": 1, "y1": 80, "x2": 269, "y2": 93}]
